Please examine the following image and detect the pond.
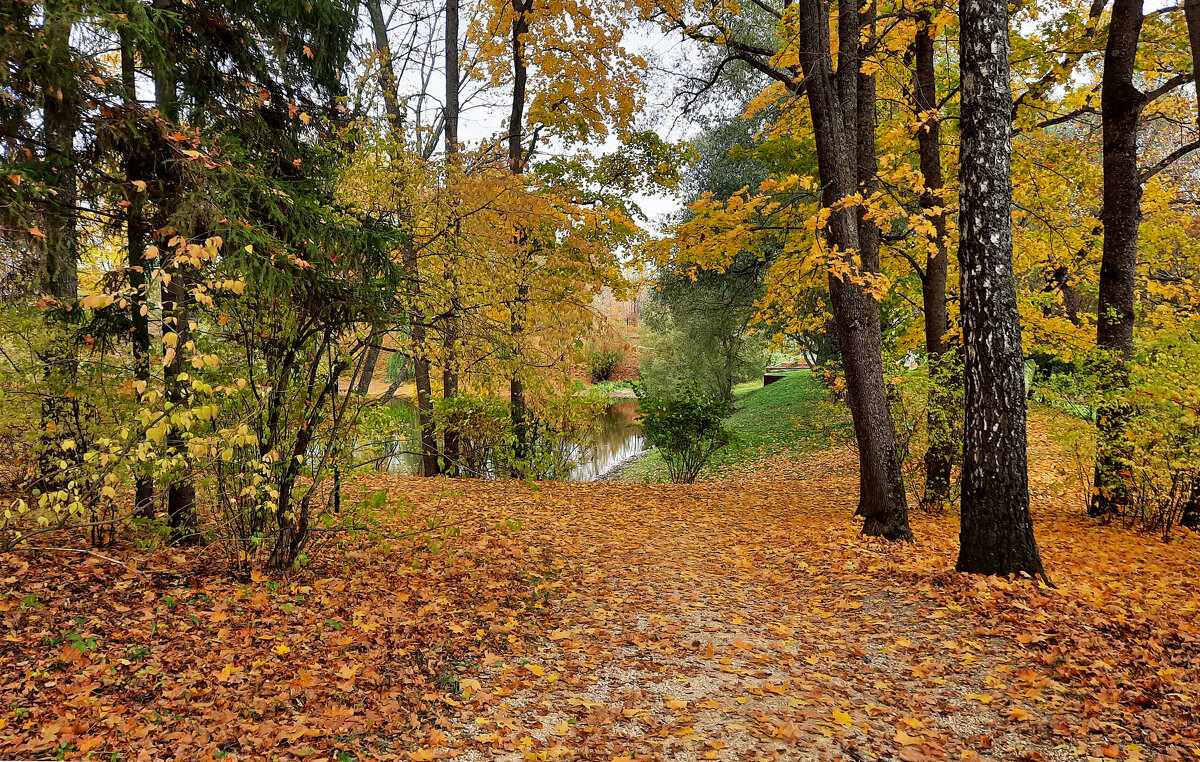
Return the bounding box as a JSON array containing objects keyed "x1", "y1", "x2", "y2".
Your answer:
[
  {"x1": 566, "y1": 399, "x2": 644, "y2": 481},
  {"x1": 365, "y1": 398, "x2": 645, "y2": 482}
]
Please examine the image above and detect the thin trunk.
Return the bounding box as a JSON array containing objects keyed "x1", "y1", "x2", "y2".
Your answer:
[
  {"x1": 442, "y1": 0, "x2": 461, "y2": 475},
  {"x1": 795, "y1": 0, "x2": 912, "y2": 541},
  {"x1": 156, "y1": 58, "x2": 196, "y2": 539},
  {"x1": 1182, "y1": 2, "x2": 1200, "y2": 530},
  {"x1": 411, "y1": 313, "x2": 440, "y2": 477},
  {"x1": 368, "y1": 0, "x2": 439, "y2": 474},
  {"x1": 122, "y1": 30, "x2": 155, "y2": 518},
  {"x1": 355, "y1": 336, "x2": 382, "y2": 395},
  {"x1": 1091, "y1": 0, "x2": 1145, "y2": 517},
  {"x1": 366, "y1": 0, "x2": 405, "y2": 138},
  {"x1": 956, "y1": 0, "x2": 1046, "y2": 580},
  {"x1": 508, "y1": 0, "x2": 531, "y2": 464},
  {"x1": 912, "y1": 9, "x2": 954, "y2": 508}
]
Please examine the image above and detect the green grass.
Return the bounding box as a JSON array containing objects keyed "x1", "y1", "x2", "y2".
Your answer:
[
  {"x1": 731, "y1": 379, "x2": 764, "y2": 397},
  {"x1": 622, "y1": 371, "x2": 852, "y2": 482},
  {"x1": 584, "y1": 380, "x2": 635, "y2": 397}
]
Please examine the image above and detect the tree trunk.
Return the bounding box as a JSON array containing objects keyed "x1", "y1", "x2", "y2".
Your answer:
[
  {"x1": 956, "y1": 0, "x2": 1046, "y2": 580},
  {"x1": 1091, "y1": 0, "x2": 1145, "y2": 517},
  {"x1": 164, "y1": 273, "x2": 197, "y2": 541},
  {"x1": 1182, "y1": 476, "x2": 1200, "y2": 530},
  {"x1": 795, "y1": 0, "x2": 912, "y2": 541},
  {"x1": 912, "y1": 9, "x2": 954, "y2": 509},
  {"x1": 355, "y1": 334, "x2": 382, "y2": 395},
  {"x1": 442, "y1": 0, "x2": 462, "y2": 475},
  {"x1": 366, "y1": 0, "x2": 405, "y2": 138},
  {"x1": 122, "y1": 30, "x2": 155, "y2": 518},
  {"x1": 42, "y1": 5, "x2": 77, "y2": 301},
  {"x1": 154, "y1": 51, "x2": 198, "y2": 540},
  {"x1": 405, "y1": 256, "x2": 440, "y2": 477},
  {"x1": 1184, "y1": 0, "x2": 1200, "y2": 127},
  {"x1": 508, "y1": 0, "x2": 532, "y2": 464},
  {"x1": 368, "y1": 0, "x2": 439, "y2": 475}
]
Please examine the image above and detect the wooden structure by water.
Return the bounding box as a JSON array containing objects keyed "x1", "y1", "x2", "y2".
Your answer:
[{"x1": 763, "y1": 361, "x2": 810, "y2": 385}]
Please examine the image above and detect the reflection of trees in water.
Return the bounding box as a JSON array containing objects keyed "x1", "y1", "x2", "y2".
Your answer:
[
  {"x1": 364, "y1": 400, "x2": 644, "y2": 481},
  {"x1": 567, "y1": 401, "x2": 645, "y2": 481}
]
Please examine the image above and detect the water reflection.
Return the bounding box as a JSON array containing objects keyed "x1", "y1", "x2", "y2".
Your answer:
[
  {"x1": 367, "y1": 398, "x2": 643, "y2": 482},
  {"x1": 567, "y1": 400, "x2": 644, "y2": 482}
]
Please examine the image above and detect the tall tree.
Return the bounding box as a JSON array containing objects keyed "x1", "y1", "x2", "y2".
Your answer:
[
  {"x1": 366, "y1": 0, "x2": 440, "y2": 475},
  {"x1": 956, "y1": 0, "x2": 1046, "y2": 578},
  {"x1": 442, "y1": 0, "x2": 462, "y2": 474},
  {"x1": 1090, "y1": 0, "x2": 1145, "y2": 517},
  {"x1": 910, "y1": 9, "x2": 955, "y2": 509},
  {"x1": 120, "y1": 28, "x2": 155, "y2": 518},
  {"x1": 40, "y1": 0, "x2": 78, "y2": 301},
  {"x1": 506, "y1": 0, "x2": 532, "y2": 461},
  {"x1": 792, "y1": 0, "x2": 912, "y2": 540}
]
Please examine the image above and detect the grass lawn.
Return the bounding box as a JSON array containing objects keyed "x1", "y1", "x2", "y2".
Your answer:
[{"x1": 622, "y1": 370, "x2": 852, "y2": 482}]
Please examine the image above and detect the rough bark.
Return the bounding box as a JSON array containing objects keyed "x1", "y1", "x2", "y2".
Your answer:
[
  {"x1": 1091, "y1": 0, "x2": 1145, "y2": 517},
  {"x1": 956, "y1": 0, "x2": 1046, "y2": 579},
  {"x1": 1183, "y1": 0, "x2": 1200, "y2": 126},
  {"x1": 795, "y1": 0, "x2": 912, "y2": 541},
  {"x1": 912, "y1": 9, "x2": 954, "y2": 508}
]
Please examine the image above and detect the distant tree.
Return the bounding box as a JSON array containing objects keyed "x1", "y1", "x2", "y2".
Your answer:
[{"x1": 642, "y1": 258, "x2": 772, "y2": 401}]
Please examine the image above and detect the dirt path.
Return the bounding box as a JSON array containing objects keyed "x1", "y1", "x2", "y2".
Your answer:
[{"x1": 392, "y1": 444, "x2": 1200, "y2": 762}]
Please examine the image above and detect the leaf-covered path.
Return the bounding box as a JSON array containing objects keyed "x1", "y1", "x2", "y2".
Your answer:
[
  {"x1": 3, "y1": 428, "x2": 1199, "y2": 761},
  {"x1": 399, "y1": 442, "x2": 1200, "y2": 762}
]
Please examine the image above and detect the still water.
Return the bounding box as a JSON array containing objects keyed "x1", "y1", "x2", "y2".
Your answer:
[
  {"x1": 371, "y1": 399, "x2": 644, "y2": 482},
  {"x1": 567, "y1": 400, "x2": 644, "y2": 481}
]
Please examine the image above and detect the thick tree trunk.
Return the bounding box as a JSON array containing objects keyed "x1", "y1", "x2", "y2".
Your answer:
[
  {"x1": 1091, "y1": 0, "x2": 1145, "y2": 517},
  {"x1": 912, "y1": 9, "x2": 954, "y2": 508},
  {"x1": 956, "y1": 0, "x2": 1046, "y2": 579},
  {"x1": 122, "y1": 31, "x2": 155, "y2": 518},
  {"x1": 795, "y1": 0, "x2": 912, "y2": 541}
]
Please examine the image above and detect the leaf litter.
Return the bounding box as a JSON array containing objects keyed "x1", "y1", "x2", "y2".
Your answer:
[{"x1": 2, "y1": 418, "x2": 1198, "y2": 761}]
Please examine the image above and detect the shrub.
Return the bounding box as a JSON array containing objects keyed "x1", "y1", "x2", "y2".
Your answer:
[
  {"x1": 635, "y1": 384, "x2": 732, "y2": 483},
  {"x1": 1120, "y1": 333, "x2": 1200, "y2": 539},
  {"x1": 433, "y1": 393, "x2": 605, "y2": 480},
  {"x1": 434, "y1": 394, "x2": 511, "y2": 477},
  {"x1": 586, "y1": 345, "x2": 624, "y2": 383}
]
